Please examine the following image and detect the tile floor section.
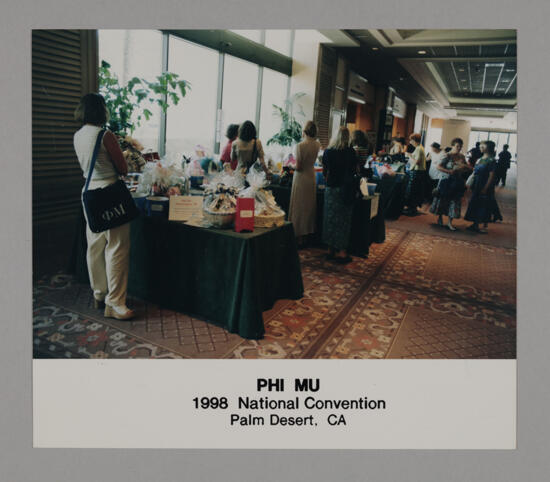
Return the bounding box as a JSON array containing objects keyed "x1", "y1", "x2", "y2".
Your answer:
[{"x1": 33, "y1": 183, "x2": 516, "y2": 360}]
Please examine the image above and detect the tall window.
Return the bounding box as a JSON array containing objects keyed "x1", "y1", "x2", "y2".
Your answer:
[
  {"x1": 507, "y1": 133, "x2": 517, "y2": 159},
  {"x1": 98, "y1": 30, "x2": 163, "y2": 151},
  {"x1": 259, "y1": 67, "x2": 289, "y2": 143},
  {"x1": 99, "y1": 30, "x2": 293, "y2": 155},
  {"x1": 469, "y1": 131, "x2": 516, "y2": 158},
  {"x1": 265, "y1": 30, "x2": 292, "y2": 55},
  {"x1": 166, "y1": 36, "x2": 219, "y2": 156},
  {"x1": 221, "y1": 55, "x2": 259, "y2": 138}
]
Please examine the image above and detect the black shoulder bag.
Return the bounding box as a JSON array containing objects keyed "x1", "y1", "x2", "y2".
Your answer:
[{"x1": 82, "y1": 129, "x2": 139, "y2": 233}]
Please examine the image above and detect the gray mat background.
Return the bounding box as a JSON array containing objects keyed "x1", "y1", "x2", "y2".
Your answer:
[{"x1": 1, "y1": 0, "x2": 547, "y2": 480}]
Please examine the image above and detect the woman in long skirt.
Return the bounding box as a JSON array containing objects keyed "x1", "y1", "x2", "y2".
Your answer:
[
  {"x1": 404, "y1": 133, "x2": 427, "y2": 215},
  {"x1": 465, "y1": 140, "x2": 498, "y2": 233},
  {"x1": 322, "y1": 127, "x2": 358, "y2": 264},
  {"x1": 288, "y1": 121, "x2": 321, "y2": 248}
]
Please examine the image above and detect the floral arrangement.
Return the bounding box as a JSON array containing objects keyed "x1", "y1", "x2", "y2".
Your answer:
[
  {"x1": 278, "y1": 165, "x2": 295, "y2": 186},
  {"x1": 135, "y1": 159, "x2": 187, "y2": 197},
  {"x1": 186, "y1": 159, "x2": 205, "y2": 178},
  {"x1": 119, "y1": 135, "x2": 147, "y2": 173}
]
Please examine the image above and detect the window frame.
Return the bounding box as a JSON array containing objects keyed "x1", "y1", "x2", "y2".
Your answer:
[{"x1": 99, "y1": 29, "x2": 294, "y2": 155}]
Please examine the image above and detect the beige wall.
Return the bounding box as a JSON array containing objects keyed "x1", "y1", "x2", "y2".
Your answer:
[
  {"x1": 289, "y1": 30, "x2": 330, "y2": 121},
  {"x1": 441, "y1": 119, "x2": 471, "y2": 148}
]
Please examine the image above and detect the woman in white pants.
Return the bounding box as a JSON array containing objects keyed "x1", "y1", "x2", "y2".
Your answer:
[{"x1": 73, "y1": 93, "x2": 135, "y2": 320}]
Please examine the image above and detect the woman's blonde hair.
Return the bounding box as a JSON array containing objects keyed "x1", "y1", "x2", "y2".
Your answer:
[{"x1": 329, "y1": 126, "x2": 350, "y2": 150}]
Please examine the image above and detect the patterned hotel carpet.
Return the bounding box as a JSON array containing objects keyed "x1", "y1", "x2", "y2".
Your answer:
[{"x1": 33, "y1": 170, "x2": 516, "y2": 359}]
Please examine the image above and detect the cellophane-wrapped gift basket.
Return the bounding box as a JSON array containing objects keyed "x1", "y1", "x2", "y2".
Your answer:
[{"x1": 239, "y1": 166, "x2": 285, "y2": 228}]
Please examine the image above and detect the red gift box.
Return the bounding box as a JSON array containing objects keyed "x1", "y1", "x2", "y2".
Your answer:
[{"x1": 235, "y1": 198, "x2": 254, "y2": 232}]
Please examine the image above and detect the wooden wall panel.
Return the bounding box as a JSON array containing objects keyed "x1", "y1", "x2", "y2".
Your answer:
[
  {"x1": 32, "y1": 30, "x2": 98, "y2": 275},
  {"x1": 313, "y1": 45, "x2": 337, "y2": 148}
]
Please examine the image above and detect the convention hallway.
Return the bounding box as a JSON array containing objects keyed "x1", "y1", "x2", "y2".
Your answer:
[{"x1": 33, "y1": 166, "x2": 516, "y2": 360}]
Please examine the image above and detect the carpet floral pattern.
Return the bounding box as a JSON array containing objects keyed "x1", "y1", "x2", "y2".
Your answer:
[
  {"x1": 34, "y1": 219, "x2": 516, "y2": 359},
  {"x1": 379, "y1": 232, "x2": 516, "y2": 309}
]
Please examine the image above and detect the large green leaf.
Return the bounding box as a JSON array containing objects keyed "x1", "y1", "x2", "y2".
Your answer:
[{"x1": 99, "y1": 60, "x2": 190, "y2": 133}]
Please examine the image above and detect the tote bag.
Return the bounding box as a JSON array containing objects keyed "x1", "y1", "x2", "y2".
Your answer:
[{"x1": 82, "y1": 129, "x2": 139, "y2": 233}]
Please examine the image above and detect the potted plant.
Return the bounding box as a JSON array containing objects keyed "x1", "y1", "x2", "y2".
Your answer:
[
  {"x1": 266, "y1": 92, "x2": 306, "y2": 147},
  {"x1": 98, "y1": 60, "x2": 190, "y2": 171},
  {"x1": 265, "y1": 92, "x2": 306, "y2": 174}
]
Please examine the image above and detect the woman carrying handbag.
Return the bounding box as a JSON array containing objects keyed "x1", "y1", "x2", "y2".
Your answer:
[{"x1": 73, "y1": 93, "x2": 136, "y2": 320}]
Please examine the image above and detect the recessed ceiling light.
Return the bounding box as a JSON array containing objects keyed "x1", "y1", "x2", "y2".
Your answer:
[
  {"x1": 417, "y1": 50, "x2": 427, "y2": 54},
  {"x1": 458, "y1": 68, "x2": 465, "y2": 72},
  {"x1": 461, "y1": 79, "x2": 467, "y2": 82},
  {"x1": 372, "y1": 47, "x2": 379, "y2": 51},
  {"x1": 501, "y1": 79, "x2": 510, "y2": 83},
  {"x1": 505, "y1": 69, "x2": 515, "y2": 72}
]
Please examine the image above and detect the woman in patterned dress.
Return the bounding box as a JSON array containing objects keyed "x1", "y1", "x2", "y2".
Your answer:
[
  {"x1": 465, "y1": 140, "x2": 498, "y2": 233},
  {"x1": 429, "y1": 138, "x2": 471, "y2": 231}
]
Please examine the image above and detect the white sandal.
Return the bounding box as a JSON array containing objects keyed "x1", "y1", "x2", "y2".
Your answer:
[{"x1": 104, "y1": 305, "x2": 136, "y2": 320}]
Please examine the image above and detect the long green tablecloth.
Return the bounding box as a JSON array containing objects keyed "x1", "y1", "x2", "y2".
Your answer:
[
  {"x1": 372, "y1": 173, "x2": 409, "y2": 220},
  {"x1": 72, "y1": 215, "x2": 304, "y2": 339},
  {"x1": 268, "y1": 184, "x2": 385, "y2": 257}
]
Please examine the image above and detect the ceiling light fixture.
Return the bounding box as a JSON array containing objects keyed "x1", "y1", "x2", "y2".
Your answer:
[
  {"x1": 372, "y1": 47, "x2": 379, "y2": 51},
  {"x1": 417, "y1": 50, "x2": 427, "y2": 54}
]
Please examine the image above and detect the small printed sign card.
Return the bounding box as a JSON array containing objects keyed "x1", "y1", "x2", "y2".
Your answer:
[{"x1": 168, "y1": 196, "x2": 203, "y2": 222}]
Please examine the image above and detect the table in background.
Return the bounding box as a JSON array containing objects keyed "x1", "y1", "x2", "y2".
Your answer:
[
  {"x1": 371, "y1": 173, "x2": 409, "y2": 220},
  {"x1": 72, "y1": 215, "x2": 304, "y2": 339},
  {"x1": 268, "y1": 184, "x2": 385, "y2": 258}
]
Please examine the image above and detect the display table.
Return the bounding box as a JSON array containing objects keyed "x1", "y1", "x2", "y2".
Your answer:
[
  {"x1": 371, "y1": 173, "x2": 409, "y2": 220},
  {"x1": 268, "y1": 184, "x2": 385, "y2": 257},
  {"x1": 71, "y1": 215, "x2": 304, "y2": 339}
]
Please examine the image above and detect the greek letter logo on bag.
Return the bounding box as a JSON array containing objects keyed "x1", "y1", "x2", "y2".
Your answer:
[{"x1": 102, "y1": 203, "x2": 126, "y2": 221}]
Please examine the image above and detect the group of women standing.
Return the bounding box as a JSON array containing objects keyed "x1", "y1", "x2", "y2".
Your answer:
[
  {"x1": 220, "y1": 120, "x2": 270, "y2": 177},
  {"x1": 74, "y1": 90, "x2": 505, "y2": 322},
  {"x1": 222, "y1": 119, "x2": 363, "y2": 264},
  {"x1": 288, "y1": 123, "x2": 368, "y2": 264},
  {"x1": 428, "y1": 137, "x2": 501, "y2": 233}
]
